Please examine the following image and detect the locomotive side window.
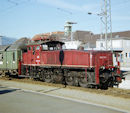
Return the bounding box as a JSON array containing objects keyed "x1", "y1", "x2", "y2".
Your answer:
[
  {"x1": 49, "y1": 47, "x2": 54, "y2": 50},
  {"x1": 13, "y1": 52, "x2": 15, "y2": 61},
  {"x1": 0, "y1": 53, "x2": 3, "y2": 61},
  {"x1": 42, "y1": 45, "x2": 48, "y2": 51}
]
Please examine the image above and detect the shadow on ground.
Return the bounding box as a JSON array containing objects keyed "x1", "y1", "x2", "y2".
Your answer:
[{"x1": 0, "y1": 89, "x2": 19, "y2": 95}]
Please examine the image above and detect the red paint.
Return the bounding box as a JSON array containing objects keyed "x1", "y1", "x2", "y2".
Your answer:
[{"x1": 116, "y1": 76, "x2": 122, "y2": 83}]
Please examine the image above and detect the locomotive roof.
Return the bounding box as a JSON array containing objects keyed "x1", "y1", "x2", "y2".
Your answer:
[
  {"x1": 27, "y1": 40, "x2": 64, "y2": 46},
  {"x1": 7, "y1": 37, "x2": 29, "y2": 51}
]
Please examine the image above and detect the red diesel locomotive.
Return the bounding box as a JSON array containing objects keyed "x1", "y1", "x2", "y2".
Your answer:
[{"x1": 20, "y1": 40, "x2": 123, "y2": 89}]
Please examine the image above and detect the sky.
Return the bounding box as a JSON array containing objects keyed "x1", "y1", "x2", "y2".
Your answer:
[{"x1": 0, "y1": 0, "x2": 130, "y2": 39}]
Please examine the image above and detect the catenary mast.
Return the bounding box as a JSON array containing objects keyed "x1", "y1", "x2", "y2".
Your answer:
[{"x1": 101, "y1": 0, "x2": 112, "y2": 50}]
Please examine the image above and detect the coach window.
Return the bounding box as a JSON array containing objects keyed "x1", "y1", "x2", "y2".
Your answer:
[
  {"x1": 13, "y1": 52, "x2": 15, "y2": 61},
  {"x1": 126, "y1": 53, "x2": 128, "y2": 58},
  {"x1": 0, "y1": 53, "x2": 3, "y2": 61}
]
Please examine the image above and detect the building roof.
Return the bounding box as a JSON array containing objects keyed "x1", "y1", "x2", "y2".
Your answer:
[
  {"x1": 31, "y1": 30, "x2": 130, "y2": 49},
  {"x1": 32, "y1": 31, "x2": 64, "y2": 41}
]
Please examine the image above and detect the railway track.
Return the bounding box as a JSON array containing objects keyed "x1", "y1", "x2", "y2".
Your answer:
[{"x1": 0, "y1": 76, "x2": 130, "y2": 99}]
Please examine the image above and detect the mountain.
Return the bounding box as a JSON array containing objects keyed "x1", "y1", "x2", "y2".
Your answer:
[{"x1": 0, "y1": 36, "x2": 17, "y2": 45}]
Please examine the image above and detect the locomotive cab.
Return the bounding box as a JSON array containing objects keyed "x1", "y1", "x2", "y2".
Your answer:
[{"x1": 25, "y1": 41, "x2": 64, "y2": 65}]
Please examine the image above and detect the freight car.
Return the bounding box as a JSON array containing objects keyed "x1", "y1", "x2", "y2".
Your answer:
[
  {"x1": 0, "y1": 38, "x2": 28, "y2": 76},
  {"x1": 20, "y1": 40, "x2": 124, "y2": 89}
]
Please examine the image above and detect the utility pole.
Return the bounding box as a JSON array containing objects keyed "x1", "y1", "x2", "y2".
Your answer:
[
  {"x1": 101, "y1": 0, "x2": 112, "y2": 50},
  {"x1": 88, "y1": 0, "x2": 112, "y2": 50}
]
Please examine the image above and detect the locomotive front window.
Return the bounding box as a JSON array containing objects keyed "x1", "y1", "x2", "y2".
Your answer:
[
  {"x1": 36, "y1": 46, "x2": 40, "y2": 50},
  {"x1": 28, "y1": 47, "x2": 31, "y2": 51}
]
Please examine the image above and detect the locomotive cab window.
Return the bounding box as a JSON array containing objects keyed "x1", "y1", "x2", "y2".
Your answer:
[
  {"x1": 42, "y1": 44, "x2": 48, "y2": 51},
  {"x1": 42, "y1": 41, "x2": 64, "y2": 51},
  {"x1": 49, "y1": 47, "x2": 54, "y2": 50},
  {"x1": 0, "y1": 53, "x2": 3, "y2": 61}
]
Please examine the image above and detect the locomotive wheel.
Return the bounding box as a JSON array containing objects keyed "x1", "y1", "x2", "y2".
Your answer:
[
  {"x1": 53, "y1": 75, "x2": 63, "y2": 83},
  {"x1": 65, "y1": 72, "x2": 79, "y2": 86},
  {"x1": 65, "y1": 76, "x2": 75, "y2": 86},
  {"x1": 52, "y1": 69, "x2": 63, "y2": 83},
  {"x1": 100, "y1": 82, "x2": 108, "y2": 89},
  {"x1": 39, "y1": 71, "x2": 45, "y2": 81},
  {"x1": 44, "y1": 74, "x2": 52, "y2": 83},
  {"x1": 43, "y1": 69, "x2": 53, "y2": 83},
  {"x1": 79, "y1": 72, "x2": 92, "y2": 88},
  {"x1": 79, "y1": 77, "x2": 88, "y2": 88}
]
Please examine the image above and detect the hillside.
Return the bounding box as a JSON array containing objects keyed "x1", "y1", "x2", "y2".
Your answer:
[{"x1": 0, "y1": 36, "x2": 17, "y2": 45}]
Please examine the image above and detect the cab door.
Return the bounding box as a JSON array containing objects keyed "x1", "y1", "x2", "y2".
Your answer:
[{"x1": 35, "y1": 45, "x2": 41, "y2": 65}]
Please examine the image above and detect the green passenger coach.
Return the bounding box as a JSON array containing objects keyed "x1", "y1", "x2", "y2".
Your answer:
[
  {"x1": 0, "y1": 45, "x2": 10, "y2": 75},
  {"x1": 0, "y1": 38, "x2": 28, "y2": 76}
]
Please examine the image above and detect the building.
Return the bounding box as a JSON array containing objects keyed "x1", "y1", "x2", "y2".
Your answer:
[
  {"x1": 120, "y1": 49, "x2": 130, "y2": 71},
  {"x1": 63, "y1": 40, "x2": 82, "y2": 50},
  {"x1": 96, "y1": 36, "x2": 130, "y2": 70},
  {"x1": 96, "y1": 36, "x2": 130, "y2": 51}
]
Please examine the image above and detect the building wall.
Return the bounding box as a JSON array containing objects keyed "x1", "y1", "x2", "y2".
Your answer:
[
  {"x1": 96, "y1": 39, "x2": 130, "y2": 50},
  {"x1": 64, "y1": 41, "x2": 82, "y2": 49},
  {"x1": 120, "y1": 50, "x2": 130, "y2": 67}
]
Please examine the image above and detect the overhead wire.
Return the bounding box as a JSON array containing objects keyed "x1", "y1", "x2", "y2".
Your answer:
[
  {"x1": 8, "y1": 0, "x2": 18, "y2": 5},
  {"x1": 0, "y1": 0, "x2": 30, "y2": 14},
  {"x1": 57, "y1": 8, "x2": 73, "y2": 15},
  {"x1": 112, "y1": 0, "x2": 130, "y2": 6}
]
